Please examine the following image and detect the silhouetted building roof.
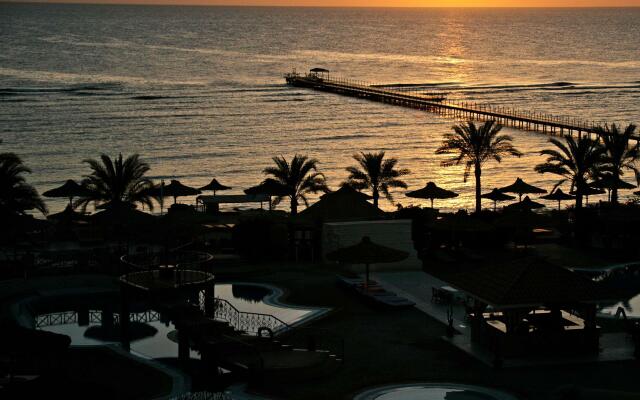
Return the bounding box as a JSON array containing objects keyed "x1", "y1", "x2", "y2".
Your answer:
[
  {"x1": 446, "y1": 261, "x2": 617, "y2": 308},
  {"x1": 296, "y1": 185, "x2": 385, "y2": 223}
]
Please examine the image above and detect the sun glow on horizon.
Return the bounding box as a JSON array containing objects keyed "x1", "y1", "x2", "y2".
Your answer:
[{"x1": 6, "y1": 0, "x2": 640, "y2": 6}]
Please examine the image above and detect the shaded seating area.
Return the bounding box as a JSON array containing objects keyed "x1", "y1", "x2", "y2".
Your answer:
[{"x1": 443, "y1": 261, "x2": 619, "y2": 358}]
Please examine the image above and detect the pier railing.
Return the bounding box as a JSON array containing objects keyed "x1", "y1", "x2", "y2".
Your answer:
[{"x1": 285, "y1": 72, "x2": 630, "y2": 139}]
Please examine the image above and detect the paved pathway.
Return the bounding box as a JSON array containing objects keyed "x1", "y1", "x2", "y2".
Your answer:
[{"x1": 372, "y1": 271, "x2": 469, "y2": 333}]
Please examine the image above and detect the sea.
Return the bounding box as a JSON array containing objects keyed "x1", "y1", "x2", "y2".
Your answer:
[{"x1": 2, "y1": 4, "x2": 640, "y2": 213}]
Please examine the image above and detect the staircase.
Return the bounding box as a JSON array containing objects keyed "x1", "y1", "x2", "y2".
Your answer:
[{"x1": 189, "y1": 296, "x2": 344, "y2": 384}]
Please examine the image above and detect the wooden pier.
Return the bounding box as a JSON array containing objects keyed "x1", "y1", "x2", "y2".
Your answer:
[{"x1": 285, "y1": 72, "x2": 634, "y2": 140}]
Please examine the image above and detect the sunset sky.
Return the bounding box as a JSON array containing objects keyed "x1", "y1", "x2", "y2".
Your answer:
[{"x1": 10, "y1": 0, "x2": 640, "y2": 6}]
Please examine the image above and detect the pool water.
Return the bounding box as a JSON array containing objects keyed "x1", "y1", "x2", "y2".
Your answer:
[
  {"x1": 215, "y1": 283, "x2": 315, "y2": 326},
  {"x1": 599, "y1": 294, "x2": 640, "y2": 319},
  {"x1": 354, "y1": 384, "x2": 519, "y2": 400},
  {"x1": 36, "y1": 283, "x2": 324, "y2": 359},
  {"x1": 576, "y1": 264, "x2": 640, "y2": 319}
]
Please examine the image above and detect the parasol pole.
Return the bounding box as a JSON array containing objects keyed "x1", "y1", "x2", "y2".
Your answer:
[
  {"x1": 365, "y1": 263, "x2": 370, "y2": 290},
  {"x1": 160, "y1": 179, "x2": 165, "y2": 216}
]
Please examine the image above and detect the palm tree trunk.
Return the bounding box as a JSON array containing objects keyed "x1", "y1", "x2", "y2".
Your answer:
[
  {"x1": 612, "y1": 170, "x2": 620, "y2": 204},
  {"x1": 372, "y1": 187, "x2": 379, "y2": 208},
  {"x1": 290, "y1": 196, "x2": 298, "y2": 216},
  {"x1": 576, "y1": 193, "x2": 583, "y2": 210},
  {"x1": 474, "y1": 164, "x2": 482, "y2": 214}
]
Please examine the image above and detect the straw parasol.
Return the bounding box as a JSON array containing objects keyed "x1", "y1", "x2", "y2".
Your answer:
[
  {"x1": 199, "y1": 178, "x2": 232, "y2": 196},
  {"x1": 570, "y1": 186, "x2": 606, "y2": 204},
  {"x1": 162, "y1": 180, "x2": 201, "y2": 204},
  {"x1": 504, "y1": 196, "x2": 545, "y2": 211},
  {"x1": 406, "y1": 182, "x2": 458, "y2": 208},
  {"x1": 481, "y1": 188, "x2": 515, "y2": 211},
  {"x1": 91, "y1": 202, "x2": 156, "y2": 229},
  {"x1": 47, "y1": 204, "x2": 88, "y2": 224},
  {"x1": 326, "y1": 236, "x2": 408, "y2": 289},
  {"x1": 244, "y1": 178, "x2": 290, "y2": 210},
  {"x1": 499, "y1": 178, "x2": 547, "y2": 201},
  {"x1": 591, "y1": 175, "x2": 636, "y2": 202},
  {"x1": 244, "y1": 179, "x2": 289, "y2": 197},
  {"x1": 591, "y1": 175, "x2": 636, "y2": 191},
  {"x1": 43, "y1": 180, "x2": 91, "y2": 207},
  {"x1": 540, "y1": 188, "x2": 575, "y2": 210}
]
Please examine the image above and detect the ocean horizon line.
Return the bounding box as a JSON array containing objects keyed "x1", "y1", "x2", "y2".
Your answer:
[{"x1": 3, "y1": 2, "x2": 640, "y2": 9}]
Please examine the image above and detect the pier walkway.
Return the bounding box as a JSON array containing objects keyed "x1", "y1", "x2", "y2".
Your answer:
[{"x1": 285, "y1": 72, "x2": 635, "y2": 140}]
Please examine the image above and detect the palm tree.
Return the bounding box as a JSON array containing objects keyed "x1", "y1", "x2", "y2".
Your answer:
[
  {"x1": 0, "y1": 152, "x2": 47, "y2": 216},
  {"x1": 436, "y1": 120, "x2": 522, "y2": 213},
  {"x1": 344, "y1": 151, "x2": 410, "y2": 208},
  {"x1": 534, "y1": 136, "x2": 606, "y2": 210},
  {"x1": 263, "y1": 154, "x2": 328, "y2": 215},
  {"x1": 76, "y1": 153, "x2": 156, "y2": 211},
  {"x1": 595, "y1": 123, "x2": 639, "y2": 204}
]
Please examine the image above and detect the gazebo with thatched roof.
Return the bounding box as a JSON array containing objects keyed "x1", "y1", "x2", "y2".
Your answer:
[
  {"x1": 296, "y1": 185, "x2": 385, "y2": 224},
  {"x1": 292, "y1": 185, "x2": 386, "y2": 262},
  {"x1": 444, "y1": 260, "x2": 619, "y2": 358}
]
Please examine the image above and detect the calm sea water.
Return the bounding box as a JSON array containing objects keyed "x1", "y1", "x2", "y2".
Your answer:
[{"x1": 2, "y1": 4, "x2": 640, "y2": 213}]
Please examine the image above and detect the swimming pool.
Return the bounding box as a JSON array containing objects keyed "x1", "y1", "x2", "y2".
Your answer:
[
  {"x1": 573, "y1": 264, "x2": 640, "y2": 319},
  {"x1": 32, "y1": 282, "x2": 328, "y2": 359},
  {"x1": 354, "y1": 383, "x2": 519, "y2": 400}
]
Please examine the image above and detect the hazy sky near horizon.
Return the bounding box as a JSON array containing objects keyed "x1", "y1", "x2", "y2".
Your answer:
[{"x1": 8, "y1": 0, "x2": 640, "y2": 6}]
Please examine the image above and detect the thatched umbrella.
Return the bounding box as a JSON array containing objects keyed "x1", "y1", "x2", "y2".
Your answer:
[
  {"x1": 571, "y1": 186, "x2": 606, "y2": 204},
  {"x1": 199, "y1": 178, "x2": 232, "y2": 196},
  {"x1": 540, "y1": 188, "x2": 575, "y2": 210},
  {"x1": 162, "y1": 180, "x2": 201, "y2": 204},
  {"x1": 504, "y1": 196, "x2": 545, "y2": 212},
  {"x1": 499, "y1": 178, "x2": 547, "y2": 201},
  {"x1": 43, "y1": 180, "x2": 91, "y2": 207},
  {"x1": 47, "y1": 204, "x2": 88, "y2": 224},
  {"x1": 91, "y1": 203, "x2": 156, "y2": 229},
  {"x1": 326, "y1": 236, "x2": 408, "y2": 289},
  {"x1": 406, "y1": 182, "x2": 458, "y2": 208},
  {"x1": 244, "y1": 178, "x2": 290, "y2": 210},
  {"x1": 481, "y1": 188, "x2": 515, "y2": 211},
  {"x1": 591, "y1": 175, "x2": 636, "y2": 202}
]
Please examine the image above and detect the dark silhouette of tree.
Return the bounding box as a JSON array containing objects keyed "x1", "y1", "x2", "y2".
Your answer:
[
  {"x1": 437, "y1": 120, "x2": 522, "y2": 213},
  {"x1": 263, "y1": 154, "x2": 328, "y2": 215},
  {"x1": 596, "y1": 123, "x2": 639, "y2": 204},
  {"x1": 0, "y1": 152, "x2": 47, "y2": 216},
  {"x1": 344, "y1": 151, "x2": 409, "y2": 208},
  {"x1": 76, "y1": 153, "x2": 155, "y2": 210},
  {"x1": 535, "y1": 136, "x2": 606, "y2": 209}
]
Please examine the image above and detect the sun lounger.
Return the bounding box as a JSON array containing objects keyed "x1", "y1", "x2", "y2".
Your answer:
[
  {"x1": 367, "y1": 293, "x2": 415, "y2": 307},
  {"x1": 337, "y1": 275, "x2": 414, "y2": 308},
  {"x1": 336, "y1": 275, "x2": 379, "y2": 288}
]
